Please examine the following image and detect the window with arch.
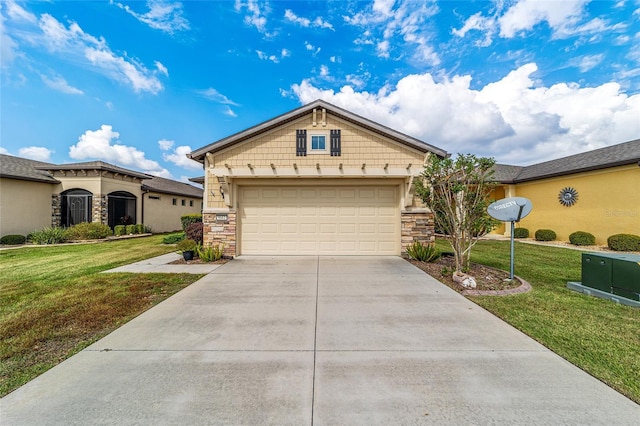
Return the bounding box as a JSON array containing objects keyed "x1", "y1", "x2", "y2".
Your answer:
[
  {"x1": 108, "y1": 191, "x2": 137, "y2": 228},
  {"x1": 61, "y1": 189, "x2": 93, "y2": 227}
]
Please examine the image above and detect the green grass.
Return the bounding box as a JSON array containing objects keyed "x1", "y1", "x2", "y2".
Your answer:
[
  {"x1": 0, "y1": 235, "x2": 203, "y2": 397},
  {"x1": 435, "y1": 238, "x2": 640, "y2": 403}
]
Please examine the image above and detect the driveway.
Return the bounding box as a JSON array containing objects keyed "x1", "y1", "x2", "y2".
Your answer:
[{"x1": 2, "y1": 256, "x2": 638, "y2": 425}]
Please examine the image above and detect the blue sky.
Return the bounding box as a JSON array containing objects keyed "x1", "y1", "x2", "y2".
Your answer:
[{"x1": 2, "y1": 0, "x2": 639, "y2": 181}]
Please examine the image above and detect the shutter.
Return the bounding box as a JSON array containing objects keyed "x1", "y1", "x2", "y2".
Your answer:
[
  {"x1": 296, "y1": 130, "x2": 307, "y2": 156},
  {"x1": 330, "y1": 129, "x2": 341, "y2": 156}
]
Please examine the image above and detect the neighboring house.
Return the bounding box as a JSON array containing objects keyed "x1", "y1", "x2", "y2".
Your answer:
[
  {"x1": 0, "y1": 155, "x2": 203, "y2": 236},
  {"x1": 492, "y1": 139, "x2": 640, "y2": 244},
  {"x1": 188, "y1": 99, "x2": 449, "y2": 257}
]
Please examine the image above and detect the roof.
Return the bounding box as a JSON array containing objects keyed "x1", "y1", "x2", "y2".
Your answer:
[
  {"x1": 189, "y1": 99, "x2": 449, "y2": 162},
  {"x1": 142, "y1": 175, "x2": 203, "y2": 198},
  {"x1": 189, "y1": 176, "x2": 205, "y2": 184},
  {"x1": 494, "y1": 138, "x2": 640, "y2": 183},
  {"x1": 0, "y1": 154, "x2": 60, "y2": 183},
  {"x1": 36, "y1": 161, "x2": 151, "y2": 180}
]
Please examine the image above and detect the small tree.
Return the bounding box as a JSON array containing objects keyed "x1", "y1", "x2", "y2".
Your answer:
[{"x1": 415, "y1": 153, "x2": 498, "y2": 275}]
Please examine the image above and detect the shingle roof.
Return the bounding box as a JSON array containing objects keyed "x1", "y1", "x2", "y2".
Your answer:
[
  {"x1": 189, "y1": 99, "x2": 449, "y2": 161},
  {"x1": 0, "y1": 154, "x2": 59, "y2": 183},
  {"x1": 142, "y1": 175, "x2": 203, "y2": 198},
  {"x1": 36, "y1": 161, "x2": 151, "y2": 179},
  {"x1": 494, "y1": 138, "x2": 640, "y2": 183}
]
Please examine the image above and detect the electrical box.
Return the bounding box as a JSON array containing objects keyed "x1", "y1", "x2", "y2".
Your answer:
[{"x1": 581, "y1": 252, "x2": 640, "y2": 301}]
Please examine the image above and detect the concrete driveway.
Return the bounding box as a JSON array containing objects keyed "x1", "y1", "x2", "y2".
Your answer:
[{"x1": 2, "y1": 256, "x2": 638, "y2": 425}]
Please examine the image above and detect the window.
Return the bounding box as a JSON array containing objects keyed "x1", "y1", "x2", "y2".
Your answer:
[
  {"x1": 107, "y1": 191, "x2": 136, "y2": 228},
  {"x1": 172, "y1": 198, "x2": 177, "y2": 205},
  {"x1": 181, "y1": 199, "x2": 185, "y2": 206},
  {"x1": 61, "y1": 189, "x2": 92, "y2": 227},
  {"x1": 309, "y1": 132, "x2": 329, "y2": 154},
  {"x1": 149, "y1": 195, "x2": 160, "y2": 200},
  {"x1": 189, "y1": 200, "x2": 193, "y2": 207}
]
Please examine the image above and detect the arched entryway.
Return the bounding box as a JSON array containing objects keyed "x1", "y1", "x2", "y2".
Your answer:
[
  {"x1": 61, "y1": 189, "x2": 93, "y2": 227},
  {"x1": 108, "y1": 191, "x2": 137, "y2": 228}
]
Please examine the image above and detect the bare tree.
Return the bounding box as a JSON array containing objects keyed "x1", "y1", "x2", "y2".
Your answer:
[{"x1": 415, "y1": 153, "x2": 498, "y2": 275}]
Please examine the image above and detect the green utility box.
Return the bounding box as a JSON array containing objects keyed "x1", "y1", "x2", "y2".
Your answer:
[{"x1": 581, "y1": 252, "x2": 640, "y2": 301}]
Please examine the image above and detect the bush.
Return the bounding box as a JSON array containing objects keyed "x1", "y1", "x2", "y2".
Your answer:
[
  {"x1": 125, "y1": 224, "x2": 136, "y2": 235},
  {"x1": 0, "y1": 234, "x2": 26, "y2": 245},
  {"x1": 196, "y1": 243, "x2": 225, "y2": 262},
  {"x1": 162, "y1": 232, "x2": 185, "y2": 244},
  {"x1": 181, "y1": 214, "x2": 202, "y2": 231},
  {"x1": 608, "y1": 234, "x2": 640, "y2": 251},
  {"x1": 176, "y1": 238, "x2": 196, "y2": 253},
  {"x1": 406, "y1": 241, "x2": 441, "y2": 262},
  {"x1": 114, "y1": 225, "x2": 126, "y2": 236},
  {"x1": 135, "y1": 224, "x2": 146, "y2": 234},
  {"x1": 535, "y1": 229, "x2": 556, "y2": 241},
  {"x1": 569, "y1": 231, "x2": 596, "y2": 246},
  {"x1": 29, "y1": 227, "x2": 68, "y2": 244},
  {"x1": 65, "y1": 222, "x2": 112, "y2": 240},
  {"x1": 513, "y1": 228, "x2": 529, "y2": 238},
  {"x1": 185, "y1": 222, "x2": 203, "y2": 245}
]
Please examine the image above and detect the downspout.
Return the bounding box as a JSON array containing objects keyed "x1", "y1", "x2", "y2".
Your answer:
[{"x1": 141, "y1": 187, "x2": 149, "y2": 228}]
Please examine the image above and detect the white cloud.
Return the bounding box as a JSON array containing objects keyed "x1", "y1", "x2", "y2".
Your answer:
[
  {"x1": 162, "y1": 144, "x2": 202, "y2": 170},
  {"x1": 6, "y1": 0, "x2": 36, "y2": 23},
  {"x1": 41, "y1": 74, "x2": 83, "y2": 94},
  {"x1": 0, "y1": 147, "x2": 10, "y2": 155},
  {"x1": 111, "y1": 1, "x2": 190, "y2": 34},
  {"x1": 575, "y1": 54, "x2": 604, "y2": 72},
  {"x1": 18, "y1": 146, "x2": 53, "y2": 162},
  {"x1": 319, "y1": 64, "x2": 330, "y2": 77},
  {"x1": 224, "y1": 106, "x2": 238, "y2": 118},
  {"x1": 281, "y1": 48, "x2": 290, "y2": 58},
  {"x1": 155, "y1": 61, "x2": 168, "y2": 76},
  {"x1": 305, "y1": 41, "x2": 321, "y2": 55},
  {"x1": 158, "y1": 139, "x2": 174, "y2": 151},
  {"x1": 197, "y1": 88, "x2": 239, "y2": 105},
  {"x1": 69, "y1": 125, "x2": 171, "y2": 177},
  {"x1": 284, "y1": 9, "x2": 334, "y2": 30},
  {"x1": 235, "y1": 0, "x2": 269, "y2": 34},
  {"x1": 255, "y1": 49, "x2": 287, "y2": 63},
  {"x1": 344, "y1": 0, "x2": 440, "y2": 65},
  {"x1": 290, "y1": 62, "x2": 640, "y2": 165}
]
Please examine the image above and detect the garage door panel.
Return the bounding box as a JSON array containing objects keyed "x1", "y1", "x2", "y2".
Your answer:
[{"x1": 240, "y1": 185, "x2": 399, "y2": 255}]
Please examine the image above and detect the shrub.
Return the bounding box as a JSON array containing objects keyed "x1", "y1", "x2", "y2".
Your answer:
[
  {"x1": 114, "y1": 225, "x2": 126, "y2": 236},
  {"x1": 608, "y1": 234, "x2": 640, "y2": 251},
  {"x1": 513, "y1": 228, "x2": 529, "y2": 238},
  {"x1": 0, "y1": 234, "x2": 26, "y2": 245},
  {"x1": 176, "y1": 238, "x2": 196, "y2": 253},
  {"x1": 569, "y1": 231, "x2": 596, "y2": 246},
  {"x1": 125, "y1": 224, "x2": 136, "y2": 235},
  {"x1": 406, "y1": 241, "x2": 441, "y2": 262},
  {"x1": 162, "y1": 232, "x2": 185, "y2": 244},
  {"x1": 29, "y1": 227, "x2": 68, "y2": 244},
  {"x1": 196, "y1": 243, "x2": 225, "y2": 262},
  {"x1": 185, "y1": 222, "x2": 203, "y2": 245},
  {"x1": 181, "y1": 214, "x2": 202, "y2": 231},
  {"x1": 535, "y1": 229, "x2": 556, "y2": 241},
  {"x1": 65, "y1": 222, "x2": 112, "y2": 240},
  {"x1": 135, "y1": 224, "x2": 145, "y2": 234}
]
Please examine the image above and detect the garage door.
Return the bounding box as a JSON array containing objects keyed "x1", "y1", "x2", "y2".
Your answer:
[{"x1": 239, "y1": 186, "x2": 400, "y2": 255}]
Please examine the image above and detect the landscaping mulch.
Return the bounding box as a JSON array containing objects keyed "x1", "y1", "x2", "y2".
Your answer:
[
  {"x1": 168, "y1": 258, "x2": 229, "y2": 265},
  {"x1": 408, "y1": 254, "x2": 523, "y2": 294}
]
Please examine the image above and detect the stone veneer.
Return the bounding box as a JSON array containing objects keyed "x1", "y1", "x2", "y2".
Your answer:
[
  {"x1": 92, "y1": 194, "x2": 108, "y2": 224},
  {"x1": 401, "y1": 209, "x2": 435, "y2": 255},
  {"x1": 203, "y1": 211, "x2": 237, "y2": 258},
  {"x1": 51, "y1": 194, "x2": 61, "y2": 227}
]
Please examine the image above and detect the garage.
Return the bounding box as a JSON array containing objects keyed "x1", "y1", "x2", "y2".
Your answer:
[{"x1": 239, "y1": 185, "x2": 400, "y2": 255}]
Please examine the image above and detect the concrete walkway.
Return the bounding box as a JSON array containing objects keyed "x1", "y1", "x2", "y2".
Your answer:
[
  {"x1": 103, "y1": 252, "x2": 224, "y2": 274},
  {"x1": 2, "y1": 256, "x2": 638, "y2": 425}
]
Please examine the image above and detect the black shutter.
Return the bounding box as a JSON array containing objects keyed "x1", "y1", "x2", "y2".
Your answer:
[
  {"x1": 330, "y1": 129, "x2": 341, "y2": 156},
  {"x1": 296, "y1": 130, "x2": 307, "y2": 156}
]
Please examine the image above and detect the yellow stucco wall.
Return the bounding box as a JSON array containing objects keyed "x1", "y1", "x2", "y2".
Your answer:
[
  {"x1": 143, "y1": 192, "x2": 202, "y2": 232},
  {"x1": 205, "y1": 112, "x2": 428, "y2": 210},
  {"x1": 0, "y1": 178, "x2": 55, "y2": 236},
  {"x1": 495, "y1": 164, "x2": 640, "y2": 244}
]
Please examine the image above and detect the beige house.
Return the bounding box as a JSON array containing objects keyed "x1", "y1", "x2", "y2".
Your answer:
[
  {"x1": 188, "y1": 99, "x2": 448, "y2": 257},
  {"x1": 0, "y1": 155, "x2": 203, "y2": 236}
]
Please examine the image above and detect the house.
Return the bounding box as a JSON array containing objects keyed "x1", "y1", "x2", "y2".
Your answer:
[
  {"x1": 0, "y1": 155, "x2": 203, "y2": 237},
  {"x1": 188, "y1": 99, "x2": 449, "y2": 257},
  {"x1": 492, "y1": 139, "x2": 640, "y2": 244}
]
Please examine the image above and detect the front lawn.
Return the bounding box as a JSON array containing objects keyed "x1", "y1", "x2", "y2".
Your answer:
[
  {"x1": 0, "y1": 235, "x2": 203, "y2": 397},
  {"x1": 434, "y1": 238, "x2": 640, "y2": 403}
]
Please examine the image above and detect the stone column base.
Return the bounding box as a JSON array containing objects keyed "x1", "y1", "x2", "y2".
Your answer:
[
  {"x1": 203, "y1": 211, "x2": 237, "y2": 258},
  {"x1": 401, "y1": 209, "x2": 435, "y2": 255}
]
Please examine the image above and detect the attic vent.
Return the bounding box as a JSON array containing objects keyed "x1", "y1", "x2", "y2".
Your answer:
[
  {"x1": 330, "y1": 129, "x2": 341, "y2": 156},
  {"x1": 296, "y1": 129, "x2": 307, "y2": 156}
]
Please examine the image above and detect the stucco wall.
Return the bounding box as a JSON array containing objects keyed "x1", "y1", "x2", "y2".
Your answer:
[
  {"x1": 205, "y1": 112, "x2": 427, "y2": 210},
  {"x1": 0, "y1": 178, "x2": 54, "y2": 236},
  {"x1": 143, "y1": 192, "x2": 202, "y2": 232},
  {"x1": 497, "y1": 165, "x2": 640, "y2": 244}
]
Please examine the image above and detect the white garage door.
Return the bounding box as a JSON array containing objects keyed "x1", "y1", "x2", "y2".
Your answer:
[{"x1": 239, "y1": 185, "x2": 400, "y2": 255}]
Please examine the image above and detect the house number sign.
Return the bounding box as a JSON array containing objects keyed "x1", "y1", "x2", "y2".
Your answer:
[{"x1": 215, "y1": 214, "x2": 229, "y2": 224}]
